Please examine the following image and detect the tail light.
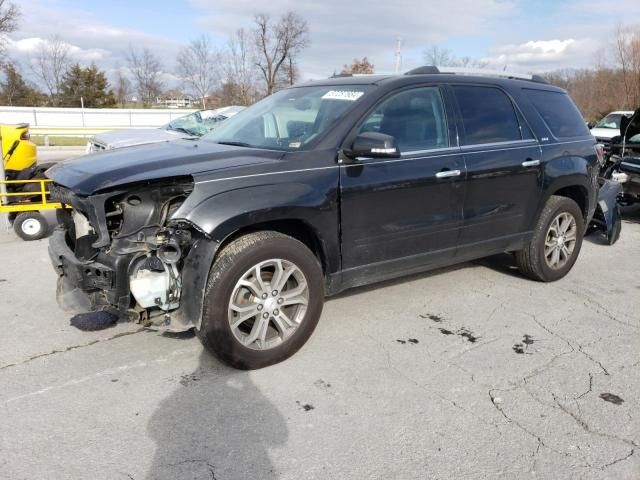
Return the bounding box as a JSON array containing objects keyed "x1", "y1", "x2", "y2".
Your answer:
[
  {"x1": 595, "y1": 143, "x2": 605, "y2": 166},
  {"x1": 20, "y1": 131, "x2": 30, "y2": 141}
]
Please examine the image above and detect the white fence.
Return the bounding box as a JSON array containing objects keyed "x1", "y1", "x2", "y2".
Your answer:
[{"x1": 0, "y1": 106, "x2": 197, "y2": 130}]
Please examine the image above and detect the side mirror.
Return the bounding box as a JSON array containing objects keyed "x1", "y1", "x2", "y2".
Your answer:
[
  {"x1": 346, "y1": 132, "x2": 400, "y2": 159},
  {"x1": 587, "y1": 121, "x2": 595, "y2": 129}
]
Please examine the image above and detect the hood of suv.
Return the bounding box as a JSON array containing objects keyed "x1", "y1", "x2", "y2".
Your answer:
[{"x1": 46, "y1": 140, "x2": 284, "y2": 196}]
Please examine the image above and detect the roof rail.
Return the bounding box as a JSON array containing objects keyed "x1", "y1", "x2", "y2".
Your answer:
[
  {"x1": 405, "y1": 65, "x2": 547, "y2": 84},
  {"x1": 330, "y1": 73, "x2": 381, "y2": 78}
]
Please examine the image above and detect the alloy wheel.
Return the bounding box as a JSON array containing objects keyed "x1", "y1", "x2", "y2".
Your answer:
[{"x1": 227, "y1": 258, "x2": 310, "y2": 350}]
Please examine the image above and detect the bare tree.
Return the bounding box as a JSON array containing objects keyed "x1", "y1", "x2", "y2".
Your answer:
[
  {"x1": 280, "y1": 55, "x2": 300, "y2": 87},
  {"x1": 341, "y1": 57, "x2": 375, "y2": 75},
  {"x1": 177, "y1": 35, "x2": 220, "y2": 108},
  {"x1": 127, "y1": 46, "x2": 163, "y2": 106},
  {"x1": 0, "y1": 0, "x2": 19, "y2": 61},
  {"x1": 223, "y1": 28, "x2": 258, "y2": 105},
  {"x1": 253, "y1": 12, "x2": 310, "y2": 95},
  {"x1": 423, "y1": 45, "x2": 487, "y2": 70},
  {"x1": 113, "y1": 67, "x2": 132, "y2": 107},
  {"x1": 613, "y1": 25, "x2": 640, "y2": 108},
  {"x1": 31, "y1": 35, "x2": 71, "y2": 105},
  {"x1": 424, "y1": 45, "x2": 455, "y2": 67}
]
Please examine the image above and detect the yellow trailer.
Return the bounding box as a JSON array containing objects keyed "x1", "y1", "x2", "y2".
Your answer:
[
  {"x1": 1, "y1": 123, "x2": 67, "y2": 241},
  {"x1": 0, "y1": 179, "x2": 66, "y2": 241}
]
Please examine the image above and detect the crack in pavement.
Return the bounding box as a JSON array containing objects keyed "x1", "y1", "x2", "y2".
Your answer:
[
  {"x1": 0, "y1": 328, "x2": 146, "y2": 371},
  {"x1": 163, "y1": 459, "x2": 218, "y2": 480},
  {"x1": 358, "y1": 323, "x2": 501, "y2": 429},
  {"x1": 489, "y1": 386, "x2": 607, "y2": 472},
  {"x1": 525, "y1": 312, "x2": 610, "y2": 377},
  {"x1": 601, "y1": 448, "x2": 635, "y2": 470},
  {"x1": 552, "y1": 393, "x2": 639, "y2": 450},
  {"x1": 558, "y1": 286, "x2": 639, "y2": 331},
  {"x1": 3, "y1": 344, "x2": 200, "y2": 404},
  {"x1": 576, "y1": 373, "x2": 594, "y2": 400}
]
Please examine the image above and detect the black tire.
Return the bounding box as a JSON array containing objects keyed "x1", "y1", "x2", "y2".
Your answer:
[
  {"x1": 196, "y1": 231, "x2": 324, "y2": 370},
  {"x1": 515, "y1": 196, "x2": 584, "y2": 282},
  {"x1": 13, "y1": 211, "x2": 48, "y2": 241}
]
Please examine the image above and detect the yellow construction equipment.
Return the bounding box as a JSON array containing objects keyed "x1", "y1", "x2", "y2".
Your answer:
[{"x1": 1, "y1": 124, "x2": 66, "y2": 241}]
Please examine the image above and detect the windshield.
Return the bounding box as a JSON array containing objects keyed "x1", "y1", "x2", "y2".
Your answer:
[
  {"x1": 167, "y1": 110, "x2": 228, "y2": 136},
  {"x1": 202, "y1": 85, "x2": 373, "y2": 151},
  {"x1": 595, "y1": 113, "x2": 624, "y2": 129}
]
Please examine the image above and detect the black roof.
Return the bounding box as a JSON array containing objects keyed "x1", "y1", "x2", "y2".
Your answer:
[{"x1": 298, "y1": 71, "x2": 565, "y2": 93}]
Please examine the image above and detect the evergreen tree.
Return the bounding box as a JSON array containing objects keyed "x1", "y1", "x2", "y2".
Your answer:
[
  {"x1": 59, "y1": 63, "x2": 116, "y2": 107},
  {"x1": 0, "y1": 63, "x2": 45, "y2": 106}
]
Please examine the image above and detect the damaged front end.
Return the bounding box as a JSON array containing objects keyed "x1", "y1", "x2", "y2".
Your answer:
[{"x1": 48, "y1": 178, "x2": 218, "y2": 332}]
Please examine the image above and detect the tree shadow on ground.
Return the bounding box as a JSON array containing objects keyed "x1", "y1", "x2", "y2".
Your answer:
[{"x1": 145, "y1": 351, "x2": 287, "y2": 480}]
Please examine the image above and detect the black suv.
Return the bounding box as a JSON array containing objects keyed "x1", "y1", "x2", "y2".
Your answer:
[{"x1": 47, "y1": 67, "x2": 604, "y2": 369}]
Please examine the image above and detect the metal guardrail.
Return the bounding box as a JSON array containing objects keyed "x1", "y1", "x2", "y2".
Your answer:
[{"x1": 0, "y1": 106, "x2": 197, "y2": 130}]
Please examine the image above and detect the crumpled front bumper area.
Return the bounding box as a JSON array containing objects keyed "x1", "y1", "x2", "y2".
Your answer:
[{"x1": 48, "y1": 226, "x2": 135, "y2": 314}]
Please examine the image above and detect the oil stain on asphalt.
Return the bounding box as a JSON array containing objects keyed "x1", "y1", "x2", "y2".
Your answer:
[
  {"x1": 599, "y1": 393, "x2": 624, "y2": 405},
  {"x1": 296, "y1": 401, "x2": 315, "y2": 411},
  {"x1": 396, "y1": 338, "x2": 420, "y2": 344},
  {"x1": 513, "y1": 334, "x2": 535, "y2": 354},
  {"x1": 420, "y1": 313, "x2": 444, "y2": 322}
]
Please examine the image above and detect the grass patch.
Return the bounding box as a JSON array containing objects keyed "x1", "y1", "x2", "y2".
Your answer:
[{"x1": 32, "y1": 136, "x2": 88, "y2": 147}]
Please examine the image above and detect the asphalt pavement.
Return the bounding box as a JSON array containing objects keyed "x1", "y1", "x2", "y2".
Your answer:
[{"x1": 0, "y1": 203, "x2": 639, "y2": 479}]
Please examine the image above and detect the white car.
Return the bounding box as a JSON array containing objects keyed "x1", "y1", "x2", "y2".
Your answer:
[
  {"x1": 86, "y1": 106, "x2": 245, "y2": 153},
  {"x1": 590, "y1": 111, "x2": 634, "y2": 147}
]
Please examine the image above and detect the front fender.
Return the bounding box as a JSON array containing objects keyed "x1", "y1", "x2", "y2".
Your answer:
[{"x1": 172, "y1": 169, "x2": 340, "y2": 274}]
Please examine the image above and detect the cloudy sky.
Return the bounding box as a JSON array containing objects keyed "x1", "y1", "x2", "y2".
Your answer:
[{"x1": 8, "y1": 0, "x2": 640, "y2": 89}]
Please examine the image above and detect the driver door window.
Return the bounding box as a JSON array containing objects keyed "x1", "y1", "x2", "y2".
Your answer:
[{"x1": 359, "y1": 87, "x2": 449, "y2": 152}]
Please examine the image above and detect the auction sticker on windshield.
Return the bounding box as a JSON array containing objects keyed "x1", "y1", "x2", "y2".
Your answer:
[{"x1": 322, "y1": 90, "x2": 365, "y2": 101}]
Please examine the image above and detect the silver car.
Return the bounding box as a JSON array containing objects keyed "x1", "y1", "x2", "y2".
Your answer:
[{"x1": 86, "y1": 106, "x2": 245, "y2": 153}]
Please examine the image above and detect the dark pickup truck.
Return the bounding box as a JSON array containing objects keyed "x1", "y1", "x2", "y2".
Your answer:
[{"x1": 47, "y1": 67, "x2": 616, "y2": 369}]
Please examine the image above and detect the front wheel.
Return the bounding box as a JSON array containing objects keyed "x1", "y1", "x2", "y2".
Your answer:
[
  {"x1": 515, "y1": 196, "x2": 584, "y2": 282},
  {"x1": 196, "y1": 231, "x2": 324, "y2": 369}
]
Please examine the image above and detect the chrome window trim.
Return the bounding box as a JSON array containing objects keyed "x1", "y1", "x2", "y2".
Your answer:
[
  {"x1": 401, "y1": 146, "x2": 461, "y2": 156},
  {"x1": 539, "y1": 138, "x2": 595, "y2": 147},
  {"x1": 197, "y1": 138, "x2": 597, "y2": 183}
]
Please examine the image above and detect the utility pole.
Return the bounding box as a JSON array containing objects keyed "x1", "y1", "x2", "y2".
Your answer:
[
  {"x1": 394, "y1": 37, "x2": 403, "y2": 73},
  {"x1": 80, "y1": 96, "x2": 86, "y2": 127}
]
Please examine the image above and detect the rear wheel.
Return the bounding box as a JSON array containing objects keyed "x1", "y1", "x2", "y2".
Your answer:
[
  {"x1": 13, "y1": 211, "x2": 48, "y2": 241},
  {"x1": 515, "y1": 196, "x2": 584, "y2": 282},
  {"x1": 196, "y1": 231, "x2": 324, "y2": 369}
]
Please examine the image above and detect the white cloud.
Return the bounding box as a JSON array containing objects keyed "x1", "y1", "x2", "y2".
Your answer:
[
  {"x1": 189, "y1": 0, "x2": 517, "y2": 77},
  {"x1": 8, "y1": 37, "x2": 111, "y2": 63},
  {"x1": 482, "y1": 38, "x2": 598, "y2": 72}
]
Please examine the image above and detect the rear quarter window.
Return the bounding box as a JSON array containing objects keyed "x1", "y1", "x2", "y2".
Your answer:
[{"x1": 525, "y1": 89, "x2": 589, "y2": 138}]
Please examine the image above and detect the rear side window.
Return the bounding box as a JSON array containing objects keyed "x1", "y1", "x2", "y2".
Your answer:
[
  {"x1": 453, "y1": 86, "x2": 522, "y2": 145},
  {"x1": 525, "y1": 89, "x2": 589, "y2": 138}
]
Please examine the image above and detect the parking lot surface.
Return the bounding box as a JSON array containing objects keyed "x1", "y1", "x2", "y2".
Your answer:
[{"x1": 0, "y1": 208, "x2": 639, "y2": 480}]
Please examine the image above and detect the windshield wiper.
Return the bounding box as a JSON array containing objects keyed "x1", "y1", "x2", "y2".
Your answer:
[{"x1": 216, "y1": 141, "x2": 253, "y2": 148}]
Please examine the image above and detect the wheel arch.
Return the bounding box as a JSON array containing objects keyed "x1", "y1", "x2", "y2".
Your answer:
[{"x1": 214, "y1": 218, "x2": 331, "y2": 276}]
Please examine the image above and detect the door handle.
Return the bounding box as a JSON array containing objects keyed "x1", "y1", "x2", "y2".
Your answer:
[
  {"x1": 522, "y1": 159, "x2": 540, "y2": 167},
  {"x1": 435, "y1": 169, "x2": 461, "y2": 179}
]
